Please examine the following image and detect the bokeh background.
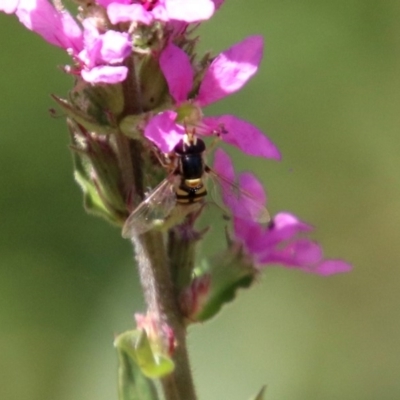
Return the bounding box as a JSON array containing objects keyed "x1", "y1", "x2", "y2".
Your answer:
[{"x1": 1, "y1": 1, "x2": 400, "y2": 399}]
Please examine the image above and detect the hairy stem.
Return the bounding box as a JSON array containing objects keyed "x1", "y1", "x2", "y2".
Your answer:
[
  {"x1": 132, "y1": 232, "x2": 197, "y2": 400},
  {"x1": 121, "y1": 54, "x2": 197, "y2": 400}
]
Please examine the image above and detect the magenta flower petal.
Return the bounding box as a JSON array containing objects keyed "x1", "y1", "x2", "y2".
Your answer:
[
  {"x1": 313, "y1": 260, "x2": 353, "y2": 276},
  {"x1": 233, "y1": 218, "x2": 264, "y2": 253},
  {"x1": 151, "y1": 3, "x2": 169, "y2": 21},
  {"x1": 99, "y1": 30, "x2": 131, "y2": 64},
  {"x1": 160, "y1": 42, "x2": 193, "y2": 103},
  {"x1": 262, "y1": 239, "x2": 323, "y2": 267},
  {"x1": 282, "y1": 239, "x2": 323, "y2": 266},
  {"x1": 0, "y1": 0, "x2": 20, "y2": 14},
  {"x1": 203, "y1": 114, "x2": 281, "y2": 159},
  {"x1": 270, "y1": 212, "x2": 313, "y2": 240},
  {"x1": 213, "y1": 148, "x2": 234, "y2": 181},
  {"x1": 107, "y1": 3, "x2": 153, "y2": 24},
  {"x1": 96, "y1": 0, "x2": 130, "y2": 7},
  {"x1": 230, "y1": 209, "x2": 351, "y2": 275},
  {"x1": 81, "y1": 65, "x2": 128, "y2": 83},
  {"x1": 211, "y1": 0, "x2": 224, "y2": 10},
  {"x1": 239, "y1": 172, "x2": 267, "y2": 206},
  {"x1": 15, "y1": 0, "x2": 82, "y2": 51},
  {"x1": 165, "y1": 0, "x2": 214, "y2": 22},
  {"x1": 212, "y1": 148, "x2": 238, "y2": 214},
  {"x1": 213, "y1": 149, "x2": 269, "y2": 223},
  {"x1": 197, "y1": 35, "x2": 263, "y2": 106},
  {"x1": 59, "y1": 11, "x2": 83, "y2": 52},
  {"x1": 145, "y1": 111, "x2": 185, "y2": 153}
]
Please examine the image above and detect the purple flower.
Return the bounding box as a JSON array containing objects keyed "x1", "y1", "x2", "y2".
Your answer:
[
  {"x1": 77, "y1": 21, "x2": 132, "y2": 83},
  {"x1": 213, "y1": 149, "x2": 352, "y2": 276},
  {"x1": 145, "y1": 36, "x2": 280, "y2": 159},
  {"x1": 106, "y1": 0, "x2": 215, "y2": 25},
  {"x1": 4, "y1": 0, "x2": 83, "y2": 52},
  {"x1": 145, "y1": 36, "x2": 280, "y2": 160},
  {"x1": 0, "y1": 0, "x2": 20, "y2": 14},
  {"x1": 1, "y1": 0, "x2": 132, "y2": 84}
]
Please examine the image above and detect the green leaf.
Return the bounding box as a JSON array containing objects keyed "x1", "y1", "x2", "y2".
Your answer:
[
  {"x1": 248, "y1": 386, "x2": 267, "y2": 400},
  {"x1": 115, "y1": 330, "x2": 175, "y2": 380},
  {"x1": 135, "y1": 330, "x2": 175, "y2": 378},
  {"x1": 117, "y1": 349, "x2": 159, "y2": 400},
  {"x1": 194, "y1": 246, "x2": 256, "y2": 322}
]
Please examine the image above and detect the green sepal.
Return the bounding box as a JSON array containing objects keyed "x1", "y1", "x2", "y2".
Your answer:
[
  {"x1": 115, "y1": 330, "x2": 175, "y2": 379},
  {"x1": 52, "y1": 95, "x2": 117, "y2": 135},
  {"x1": 138, "y1": 55, "x2": 168, "y2": 112},
  {"x1": 69, "y1": 81, "x2": 124, "y2": 128},
  {"x1": 72, "y1": 149, "x2": 123, "y2": 225},
  {"x1": 248, "y1": 386, "x2": 267, "y2": 400},
  {"x1": 119, "y1": 115, "x2": 144, "y2": 139},
  {"x1": 117, "y1": 349, "x2": 159, "y2": 400},
  {"x1": 193, "y1": 245, "x2": 256, "y2": 322},
  {"x1": 68, "y1": 120, "x2": 128, "y2": 225},
  {"x1": 71, "y1": 81, "x2": 125, "y2": 117}
]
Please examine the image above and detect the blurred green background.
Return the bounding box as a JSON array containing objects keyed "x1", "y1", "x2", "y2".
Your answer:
[{"x1": 1, "y1": 1, "x2": 400, "y2": 399}]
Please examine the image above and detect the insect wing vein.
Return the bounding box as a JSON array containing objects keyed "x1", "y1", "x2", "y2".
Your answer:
[
  {"x1": 122, "y1": 178, "x2": 177, "y2": 237},
  {"x1": 207, "y1": 167, "x2": 270, "y2": 224}
]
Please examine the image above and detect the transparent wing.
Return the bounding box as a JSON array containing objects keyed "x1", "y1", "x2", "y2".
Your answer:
[
  {"x1": 206, "y1": 167, "x2": 271, "y2": 224},
  {"x1": 122, "y1": 178, "x2": 177, "y2": 237}
]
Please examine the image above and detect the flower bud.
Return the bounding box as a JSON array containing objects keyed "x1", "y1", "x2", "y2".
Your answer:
[
  {"x1": 138, "y1": 55, "x2": 169, "y2": 112},
  {"x1": 68, "y1": 120, "x2": 128, "y2": 224}
]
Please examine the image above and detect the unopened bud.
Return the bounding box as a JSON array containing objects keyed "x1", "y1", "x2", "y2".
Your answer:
[{"x1": 179, "y1": 274, "x2": 211, "y2": 321}]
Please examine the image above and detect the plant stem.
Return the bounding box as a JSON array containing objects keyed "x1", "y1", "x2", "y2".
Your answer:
[
  {"x1": 131, "y1": 232, "x2": 197, "y2": 400},
  {"x1": 121, "y1": 53, "x2": 198, "y2": 400}
]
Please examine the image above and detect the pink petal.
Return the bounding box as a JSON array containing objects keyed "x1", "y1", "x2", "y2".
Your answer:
[
  {"x1": 151, "y1": 3, "x2": 169, "y2": 21},
  {"x1": 203, "y1": 115, "x2": 281, "y2": 159},
  {"x1": 160, "y1": 42, "x2": 193, "y2": 103},
  {"x1": 258, "y1": 239, "x2": 322, "y2": 269},
  {"x1": 96, "y1": 0, "x2": 130, "y2": 7},
  {"x1": 264, "y1": 212, "x2": 313, "y2": 247},
  {"x1": 0, "y1": 0, "x2": 20, "y2": 14},
  {"x1": 273, "y1": 213, "x2": 313, "y2": 235},
  {"x1": 107, "y1": 3, "x2": 153, "y2": 24},
  {"x1": 197, "y1": 35, "x2": 264, "y2": 106},
  {"x1": 212, "y1": 148, "x2": 241, "y2": 215},
  {"x1": 238, "y1": 172, "x2": 267, "y2": 207},
  {"x1": 233, "y1": 217, "x2": 264, "y2": 255},
  {"x1": 82, "y1": 18, "x2": 98, "y2": 47},
  {"x1": 165, "y1": 0, "x2": 214, "y2": 22},
  {"x1": 234, "y1": 172, "x2": 269, "y2": 222},
  {"x1": 242, "y1": 212, "x2": 310, "y2": 256},
  {"x1": 213, "y1": 149, "x2": 268, "y2": 223},
  {"x1": 16, "y1": 0, "x2": 82, "y2": 51},
  {"x1": 81, "y1": 65, "x2": 128, "y2": 83},
  {"x1": 145, "y1": 111, "x2": 185, "y2": 153},
  {"x1": 213, "y1": 148, "x2": 234, "y2": 181},
  {"x1": 212, "y1": 0, "x2": 224, "y2": 10},
  {"x1": 59, "y1": 11, "x2": 82, "y2": 52},
  {"x1": 285, "y1": 239, "x2": 323, "y2": 265},
  {"x1": 100, "y1": 30, "x2": 131, "y2": 64},
  {"x1": 313, "y1": 259, "x2": 352, "y2": 276}
]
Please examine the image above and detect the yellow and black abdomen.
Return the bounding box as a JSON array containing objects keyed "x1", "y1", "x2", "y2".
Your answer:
[
  {"x1": 176, "y1": 178, "x2": 207, "y2": 204},
  {"x1": 173, "y1": 135, "x2": 207, "y2": 204}
]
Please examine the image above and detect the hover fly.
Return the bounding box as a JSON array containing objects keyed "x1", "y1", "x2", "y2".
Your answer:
[{"x1": 122, "y1": 132, "x2": 270, "y2": 238}]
